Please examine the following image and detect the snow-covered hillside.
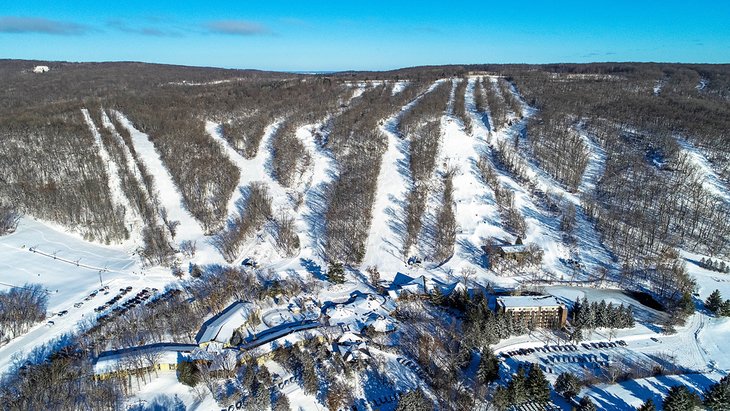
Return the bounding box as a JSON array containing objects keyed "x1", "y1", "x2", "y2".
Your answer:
[{"x1": 2, "y1": 70, "x2": 730, "y2": 411}]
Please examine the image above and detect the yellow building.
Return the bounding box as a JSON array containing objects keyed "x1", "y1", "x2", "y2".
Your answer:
[{"x1": 93, "y1": 343, "x2": 197, "y2": 380}]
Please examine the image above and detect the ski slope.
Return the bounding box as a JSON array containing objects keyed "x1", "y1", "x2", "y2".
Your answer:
[
  {"x1": 677, "y1": 137, "x2": 730, "y2": 203},
  {"x1": 113, "y1": 111, "x2": 206, "y2": 243},
  {"x1": 206, "y1": 119, "x2": 286, "y2": 224},
  {"x1": 81, "y1": 109, "x2": 131, "y2": 218},
  {"x1": 360, "y1": 79, "x2": 446, "y2": 276},
  {"x1": 426, "y1": 78, "x2": 507, "y2": 283},
  {"x1": 491, "y1": 81, "x2": 616, "y2": 281}
]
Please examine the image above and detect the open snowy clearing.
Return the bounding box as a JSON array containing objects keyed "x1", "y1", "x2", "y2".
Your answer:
[{"x1": 0, "y1": 217, "x2": 164, "y2": 372}]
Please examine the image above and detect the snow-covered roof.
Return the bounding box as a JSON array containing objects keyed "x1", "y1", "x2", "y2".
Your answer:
[
  {"x1": 343, "y1": 348, "x2": 370, "y2": 362},
  {"x1": 391, "y1": 272, "x2": 419, "y2": 288},
  {"x1": 337, "y1": 332, "x2": 364, "y2": 344},
  {"x1": 390, "y1": 273, "x2": 461, "y2": 298},
  {"x1": 371, "y1": 316, "x2": 396, "y2": 333},
  {"x1": 93, "y1": 343, "x2": 196, "y2": 375},
  {"x1": 196, "y1": 301, "x2": 253, "y2": 345},
  {"x1": 324, "y1": 293, "x2": 397, "y2": 332},
  {"x1": 497, "y1": 295, "x2": 562, "y2": 309},
  {"x1": 440, "y1": 281, "x2": 467, "y2": 296}
]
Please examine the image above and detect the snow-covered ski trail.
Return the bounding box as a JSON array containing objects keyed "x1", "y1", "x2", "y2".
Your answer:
[
  {"x1": 206, "y1": 120, "x2": 288, "y2": 223},
  {"x1": 113, "y1": 111, "x2": 205, "y2": 243},
  {"x1": 495, "y1": 84, "x2": 616, "y2": 280},
  {"x1": 428, "y1": 77, "x2": 505, "y2": 277},
  {"x1": 287, "y1": 122, "x2": 337, "y2": 266},
  {"x1": 81, "y1": 109, "x2": 133, "y2": 220},
  {"x1": 677, "y1": 137, "x2": 730, "y2": 203},
  {"x1": 360, "y1": 79, "x2": 447, "y2": 275},
  {"x1": 578, "y1": 126, "x2": 607, "y2": 194},
  {"x1": 205, "y1": 119, "x2": 300, "y2": 264},
  {"x1": 282, "y1": 84, "x2": 370, "y2": 268},
  {"x1": 391, "y1": 80, "x2": 410, "y2": 96},
  {"x1": 100, "y1": 111, "x2": 153, "y2": 199}
]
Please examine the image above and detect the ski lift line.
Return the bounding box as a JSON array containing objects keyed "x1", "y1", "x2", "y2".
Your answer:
[{"x1": 26, "y1": 247, "x2": 124, "y2": 273}]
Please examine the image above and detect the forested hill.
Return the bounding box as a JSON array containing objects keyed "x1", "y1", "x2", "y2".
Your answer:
[
  {"x1": 1, "y1": 59, "x2": 729, "y2": 284},
  {"x1": 2, "y1": 59, "x2": 730, "y2": 410}
]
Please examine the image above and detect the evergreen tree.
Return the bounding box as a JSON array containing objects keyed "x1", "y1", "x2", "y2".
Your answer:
[
  {"x1": 636, "y1": 398, "x2": 656, "y2": 411},
  {"x1": 525, "y1": 363, "x2": 551, "y2": 402},
  {"x1": 555, "y1": 372, "x2": 581, "y2": 399},
  {"x1": 679, "y1": 291, "x2": 695, "y2": 316},
  {"x1": 507, "y1": 366, "x2": 528, "y2": 405},
  {"x1": 456, "y1": 345, "x2": 472, "y2": 370},
  {"x1": 176, "y1": 361, "x2": 199, "y2": 387},
  {"x1": 721, "y1": 300, "x2": 730, "y2": 317},
  {"x1": 395, "y1": 389, "x2": 432, "y2": 411},
  {"x1": 245, "y1": 381, "x2": 271, "y2": 411},
  {"x1": 706, "y1": 289, "x2": 724, "y2": 314},
  {"x1": 326, "y1": 261, "x2": 345, "y2": 284},
  {"x1": 491, "y1": 386, "x2": 511, "y2": 411},
  {"x1": 704, "y1": 375, "x2": 730, "y2": 410},
  {"x1": 582, "y1": 297, "x2": 595, "y2": 329},
  {"x1": 477, "y1": 348, "x2": 500, "y2": 384},
  {"x1": 572, "y1": 297, "x2": 583, "y2": 323},
  {"x1": 272, "y1": 393, "x2": 291, "y2": 411},
  {"x1": 625, "y1": 305, "x2": 636, "y2": 327},
  {"x1": 596, "y1": 300, "x2": 609, "y2": 328},
  {"x1": 571, "y1": 326, "x2": 584, "y2": 343},
  {"x1": 578, "y1": 396, "x2": 597, "y2": 411},
  {"x1": 430, "y1": 286, "x2": 445, "y2": 306},
  {"x1": 605, "y1": 302, "x2": 616, "y2": 327},
  {"x1": 663, "y1": 385, "x2": 701, "y2": 411}
]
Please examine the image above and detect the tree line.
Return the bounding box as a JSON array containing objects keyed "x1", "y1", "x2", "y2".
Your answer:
[{"x1": 0, "y1": 283, "x2": 48, "y2": 343}]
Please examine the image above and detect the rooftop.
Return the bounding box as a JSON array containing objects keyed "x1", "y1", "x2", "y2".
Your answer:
[
  {"x1": 497, "y1": 295, "x2": 563, "y2": 309},
  {"x1": 196, "y1": 301, "x2": 254, "y2": 345},
  {"x1": 93, "y1": 343, "x2": 197, "y2": 375}
]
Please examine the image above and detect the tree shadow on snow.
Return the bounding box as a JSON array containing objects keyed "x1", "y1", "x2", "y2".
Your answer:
[{"x1": 300, "y1": 258, "x2": 326, "y2": 281}]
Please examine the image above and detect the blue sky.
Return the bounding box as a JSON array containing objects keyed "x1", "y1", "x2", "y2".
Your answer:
[{"x1": 1, "y1": 1, "x2": 728, "y2": 71}]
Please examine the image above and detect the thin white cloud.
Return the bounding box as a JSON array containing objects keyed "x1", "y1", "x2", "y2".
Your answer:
[
  {"x1": 107, "y1": 19, "x2": 180, "y2": 37},
  {"x1": 205, "y1": 20, "x2": 269, "y2": 36},
  {"x1": 0, "y1": 16, "x2": 90, "y2": 35}
]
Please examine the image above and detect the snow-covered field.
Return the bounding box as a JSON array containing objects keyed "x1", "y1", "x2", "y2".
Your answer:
[{"x1": 0, "y1": 217, "x2": 162, "y2": 371}]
